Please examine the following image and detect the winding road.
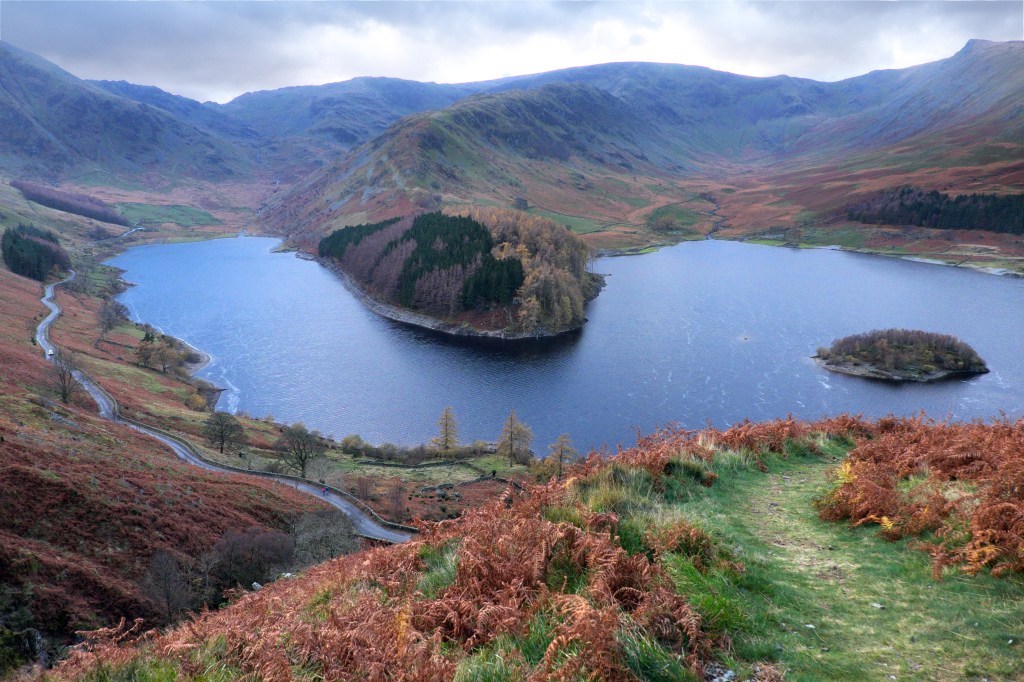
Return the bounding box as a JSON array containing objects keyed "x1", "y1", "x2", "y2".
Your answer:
[{"x1": 37, "y1": 273, "x2": 412, "y2": 544}]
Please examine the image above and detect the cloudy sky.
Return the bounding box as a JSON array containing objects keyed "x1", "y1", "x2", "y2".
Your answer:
[{"x1": 1, "y1": 1, "x2": 1021, "y2": 103}]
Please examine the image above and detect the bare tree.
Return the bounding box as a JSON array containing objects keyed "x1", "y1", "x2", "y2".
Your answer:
[
  {"x1": 389, "y1": 479, "x2": 408, "y2": 521},
  {"x1": 292, "y1": 510, "x2": 358, "y2": 566},
  {"x1": 430, "y1": 406, "x2": 459, "y2": 456},
  {"x1": 352, "y1": 475, "x2": 374, "y2": 500},
  {"x1": 203, "y1": 411, "x2": 246, "y2": 454},
  {"x1": 276, "y1": 422, "x2": 327, "y2": 478},
  {"x1": 97, "y1": 299, "x2": 128, "y2": 340},
  {"x1": 141, "y1": 550, "x2": 190, "y2": 625},
  {"x1": 208, "y1": 527, "x2": 294, "y2": 593},
  {"x1": 498, "y1": 409, "x2": 533, "y2": 466},
  {"x1": 50, "y1": 349, "x2": 80, "y2": 404}
]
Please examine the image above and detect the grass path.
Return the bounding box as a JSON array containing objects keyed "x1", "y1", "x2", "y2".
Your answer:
[{"x1": 682, "y1": 452, "x2": 1024, "y2": 681}]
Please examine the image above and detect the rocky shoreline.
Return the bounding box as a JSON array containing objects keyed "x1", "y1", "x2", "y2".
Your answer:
[
  {"x1": 813, "y1": 356, "x2": 989, "y2": 383},
  {"x1": 315, "y1": 256, "x2": 581, "y2": 340}
]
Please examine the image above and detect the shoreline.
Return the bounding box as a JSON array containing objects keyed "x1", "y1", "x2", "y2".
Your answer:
[
  {"x1": 812, "y1": 356, "x2": 989, "y2": 383},
  {"x1": 315, "y1": 255, "x2": 582, "y2": 341}
]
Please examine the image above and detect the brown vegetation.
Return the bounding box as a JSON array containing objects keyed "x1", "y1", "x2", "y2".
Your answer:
[
  {"x1": 0, "y1": 264, "x2": 324, "y2": 665},
  {"x1": 55, "y1": 480, "x2": 720, "y2": 681},
  {"x1": 815, "y1": 415, "x2": 1024, "y2": 577}
]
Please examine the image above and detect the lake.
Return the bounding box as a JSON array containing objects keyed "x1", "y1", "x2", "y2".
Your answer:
[{"x1": 107, "y1": 237, "x2": 1024, "y2": 452}]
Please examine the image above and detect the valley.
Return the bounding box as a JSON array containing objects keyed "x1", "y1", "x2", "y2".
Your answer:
[{"x1": 1, "y1": 34, "x2": 1023, "y2": 680}]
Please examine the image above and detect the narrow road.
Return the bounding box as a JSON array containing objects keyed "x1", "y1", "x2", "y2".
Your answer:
[{"x1": 37, "y1": 273, "x2": 412, "y2": 544}]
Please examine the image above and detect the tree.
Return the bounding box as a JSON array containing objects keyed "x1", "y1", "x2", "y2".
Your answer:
[
  {"x1": 548, "y1": 433, "x2": 579, "y2": 479},
  {"x1": 50, "y1": 349, "x2": 80, "y2": 404},
  {"x1": 206, "y1": 527, "x2": 294, "y2": 592},
  {"x1": 153, "y1": 338, "x2": 179, "y2": 374},
  {"x1": 389, "y1": 479, "x2": 408, "y2": 521},
  {"x1": 203, "y1": 411, "x2": 246, "y2": 454},
  {"x1": 135, "y1": 330, "x2": 156, "y2": 368},
  {"x1": 292, "y1": 510, "x2": 358, "y2": 566},
  {"x1": 97, "y1": 299, "x2": 128, "y2": 339},
  {"x1": 276, "y1": 422, "x2": 327, "y2": 478},
  {"x1": 141, "y1": 550, "x2": 190, "y2": 625},
  {"x1": 352, "y1": 475, "x2": 374, "y2": 500},
  {"x1": 498, "y1": 409, "x2": 533, "y2": 466},
  {"x1": 431, "y1": 406, "x2": 459, "y2": 455}
]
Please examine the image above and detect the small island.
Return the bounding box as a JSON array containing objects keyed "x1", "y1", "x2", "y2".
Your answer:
[
  {"x1": 317, "y1": 209, "x2": 604, "y2": 338},
  {"x1": 814, "y1": 329, "x2": 989, "y2": 382}
]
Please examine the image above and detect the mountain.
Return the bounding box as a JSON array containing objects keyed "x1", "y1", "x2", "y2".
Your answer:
[
  {"x1": 0, "y1": 42, "x2": 255, "y2": 181},
  {"x1": 217, "y1": 77, "x2": 476, "y2": 147},
  {"x1": 92, "y1": 80, "x2": 260, "y2": 144},
  {"x1": 262, "y1": 40, "x2": 1024, "y2": 245}
]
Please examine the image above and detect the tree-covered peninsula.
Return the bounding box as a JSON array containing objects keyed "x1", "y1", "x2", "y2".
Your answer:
[
  {"x1": 318, "y1": 209, "x2": 604, "y2": 337},
  {"x1": 815, "y1": 328, "x2": 989, "y2": 382}
]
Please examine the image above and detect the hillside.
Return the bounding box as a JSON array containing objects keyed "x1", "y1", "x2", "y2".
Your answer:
[
  {"x1": 0, "y1": 263, "x2": 325, "y2": 672},
  {"x1": 0, "y1": 42, "x2": 255, "y2": 182},
  {"x1": 261, "y1": 40, "x2": 1024, "y2": 268},
  {"x1": 51, "y1": 415, "x2": 1024, "y2": 681}
]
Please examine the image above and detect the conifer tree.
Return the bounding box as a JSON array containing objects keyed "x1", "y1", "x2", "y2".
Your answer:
[
  {"x1": 548, "y1": 433, "x2": 579, "y2": 479},
  {"x1": 431, "y1": 406, "x2": 459, "y2": 456},
  {"x1": 498, "y1": 409, "x2": 533, "y2": 466}
]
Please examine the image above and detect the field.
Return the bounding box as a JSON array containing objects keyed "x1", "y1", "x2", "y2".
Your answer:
[{"x1": 116, "y1": 203, "x2": 222, "y2": 227}]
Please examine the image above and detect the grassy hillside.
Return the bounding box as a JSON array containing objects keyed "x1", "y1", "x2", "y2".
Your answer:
[{"x1": 49, "y1": 415, "x2": 1024, "y2": 681}]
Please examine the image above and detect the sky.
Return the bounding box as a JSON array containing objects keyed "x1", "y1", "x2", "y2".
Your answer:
[{"x1": 1, "y1": 1, "x2": 1021, "y2": 103}]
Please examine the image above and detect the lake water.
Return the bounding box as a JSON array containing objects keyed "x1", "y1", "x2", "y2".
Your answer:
[{"x1": 107, "y1": 237, "x2": 1024, "y2": 452}]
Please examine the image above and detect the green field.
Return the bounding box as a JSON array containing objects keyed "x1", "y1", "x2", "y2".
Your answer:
[
  {"x1": 527, "y1": 207, "x2": 610, "y2": 234},
  {"x1": 117, "y1": 203, "x2": 222, "y2": 227}
]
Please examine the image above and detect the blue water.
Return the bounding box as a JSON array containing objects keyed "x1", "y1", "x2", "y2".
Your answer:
[{"x1": 107, "y1": 237, "x2": 1024, "y2": 452}]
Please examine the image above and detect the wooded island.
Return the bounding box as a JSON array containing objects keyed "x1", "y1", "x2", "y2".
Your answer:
[
  {"x1": 318, "y1": 209, "x2": 604, "y2": 338},
  {"x1": 815, "y1": 328, "x2": 989, "y2": 382}
]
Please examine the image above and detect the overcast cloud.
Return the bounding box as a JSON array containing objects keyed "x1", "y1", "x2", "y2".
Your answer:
[{"x1": 1, "y1": 1, "x2": 1021, "y2": 103}]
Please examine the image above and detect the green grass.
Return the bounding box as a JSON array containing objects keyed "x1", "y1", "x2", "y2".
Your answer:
[
  {"x1": 526, "y1": 208, "x2": 609, "y2": 234},
  {"x1": 117, "y1": 203, "x2": 221, "y2": 227},
  {"x1": 417, "y1": 541, "x2": 461, "y2": 598},
  {"x1": 646, "y1": 204, "x2": 705, "y2": 230},
  {"x1": 558, "y1": 436, "x2": 1024, "y2": 680},
  {"x1": 668, "y1": 447, "x2": 1024, "y2": 681},
  {"x1": 618, "y1": 625, "x2": 699, "y2": 681},
  {"x1": 796, "y1": 228, "x2": 867, "y2": 249}
]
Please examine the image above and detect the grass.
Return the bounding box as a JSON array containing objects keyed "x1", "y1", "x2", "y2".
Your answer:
[
  {"x1": 795, "y1": 227, "x2": 867, "y2": 249},
  {"x1": 416, "y1": 541, "x2": 461, "y2": 598},
  {"x1": 667, "y1": 445, "x2": 1024, "y2": 681},
  {"x1": 526, "y1": 208, "x2": 609, "y2": 234},
  {"x1": 557, "y1": 434, "x2": 1024, "y2": 680},
  {"x1": 116, "y1": 203, "x2": 221, "y2": 227},
  {"x1": 646, "y1": 204, "x2": 705, "y2": 229}
]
